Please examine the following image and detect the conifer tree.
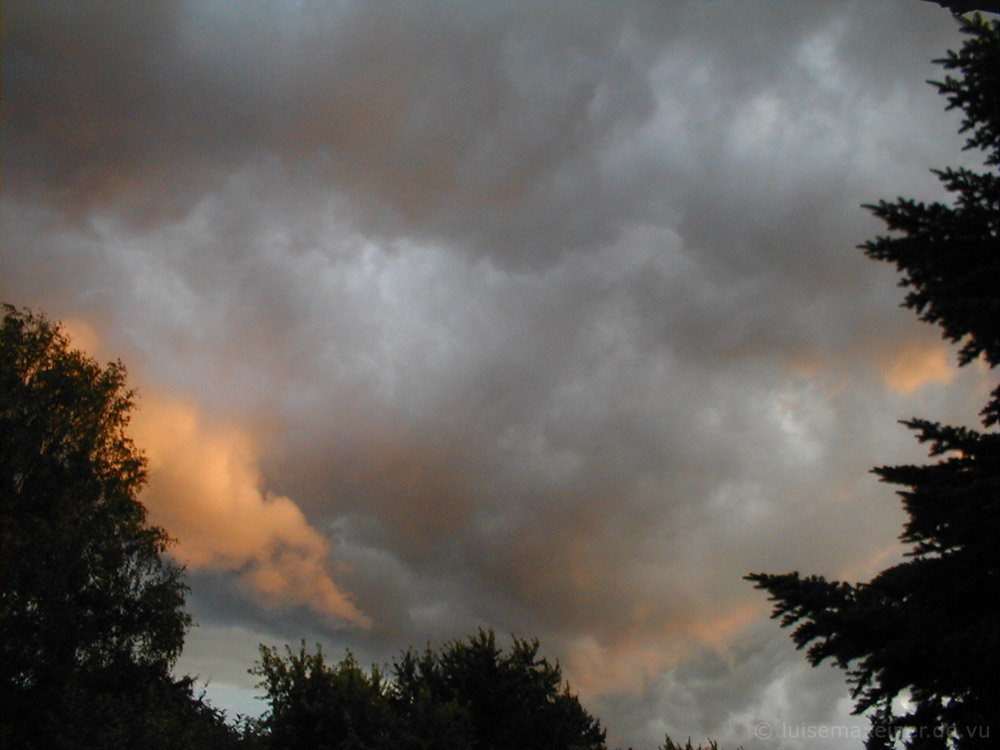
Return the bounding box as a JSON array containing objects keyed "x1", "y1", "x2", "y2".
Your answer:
[{"x1": 747, "y1": 14, "x2": 999, "y2": 750}]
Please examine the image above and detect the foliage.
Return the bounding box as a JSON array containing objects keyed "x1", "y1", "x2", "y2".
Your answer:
[
  {"x1": 250, "y1": 628, "x2": 607, "y2": 750},
  {"x1": 658, "y1": 737, "x2": 730, "y2": 750},
  {"x1": 251, "y1": 642, "x2": 393, "y2": 750},
  {"x1": 55, "y1": 668, "x2": 244, "y2": 750},
  {"x1": 859, "y1": 13, "x2": 999, "y2": 420},
  {"x1": 1, "y1": 304, "x2": 237, "y2": 749},
  {"x1": 746, "y1": 16, "x2": 999, "y2": 750},
  {"x1": 391, "y1": 628, "x2": 607, "y2": 750}
]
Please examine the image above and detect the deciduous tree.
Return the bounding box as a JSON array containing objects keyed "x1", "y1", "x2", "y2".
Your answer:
[
  {"x1": 0, "y1": 305, "x2": 235, "y2": 748},
  {"x1": 392, "y1": 629, "x2": 607, "y2": 750},
  {"x1": 251, "y1": 643, "x2": 392, "y2": 750},
  {"x1": 250, "y1": 629, "x2": 607, "y2": 750}
]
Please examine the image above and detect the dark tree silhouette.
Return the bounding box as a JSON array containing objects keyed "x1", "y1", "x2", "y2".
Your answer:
[
  {"x1": 747, "y1": 16, "x2": 998, "y2": 750},
  {"x1": 1, "y1": 304, "x2": 238, "y2": 749},
  {"x1": 392, "y1": 629, "x2": 607, "y2": 750},
  {"x1": 250, "y1": 629, "x2": 607, "y2": 750},
  {"x1": 251, "y1": 643, "x2": 393, "y2": 750},
  {"x1": 659, "y1": 739, "x2": 734, "y2": 750},
  {"x1": 922, "y1": 1, "x2": 998, "y2": 15}
]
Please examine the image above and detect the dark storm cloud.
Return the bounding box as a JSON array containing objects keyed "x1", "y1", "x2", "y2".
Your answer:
[
  {"x1": 12, "y1": 0, "x2": 959, "y2": 271},
  {"x1": 6, "y1": 0, "x2": 661, "y2": 267},
  {"x1": 2, "y1": 1, "x2": 989, "y2": 747}
]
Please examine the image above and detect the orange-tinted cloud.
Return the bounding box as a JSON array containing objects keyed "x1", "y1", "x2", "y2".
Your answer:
[
  {"x1": 685, "y1": 601, "x2": 762, "y2": 650},
  {"x1": 883, "y1": 344, "x2": 955, "y2": 394},
  {"x1": 563, "y1": 600, "x2": 762, "y2": 699},
  {"x1": 565, "y1": 635, "x2": 683, "y2": 698},
  {"x1": 130, "y1": 394, "x2": 370, "y2": 628}
]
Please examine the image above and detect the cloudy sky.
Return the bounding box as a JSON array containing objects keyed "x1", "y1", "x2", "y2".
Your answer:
[{"x1": 3, "y1": 1, "x2": 995, "y2": 747}]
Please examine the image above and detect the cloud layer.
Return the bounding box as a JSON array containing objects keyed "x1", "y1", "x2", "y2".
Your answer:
[{"x1": 3, "y1": 1, "x2": 992, "y2": 747}]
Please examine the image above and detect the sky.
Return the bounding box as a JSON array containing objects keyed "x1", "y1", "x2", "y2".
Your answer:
[{"x1": 3, "y1": 1, "x2": 995, "y2": 748}]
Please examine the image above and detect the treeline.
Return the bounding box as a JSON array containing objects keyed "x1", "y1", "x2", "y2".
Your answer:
[{"x1": 245, "y1": 629, "x2": 606, "y2": 750}]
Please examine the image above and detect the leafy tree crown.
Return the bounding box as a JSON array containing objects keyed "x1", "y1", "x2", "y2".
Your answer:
[{"x1": 1, "y1": 304, "x2": 195, "y2": 748}]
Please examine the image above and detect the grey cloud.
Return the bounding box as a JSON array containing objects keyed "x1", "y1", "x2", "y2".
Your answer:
[
  {"x1": 5, "y1": 0, "x2": 968, "y2": 274},
  {"x1": 6, "y1": 0, "x2": 662, "y2": 269},
  {"x1": 595, "y1": 621, "x2": 869, "y2": 749}
]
